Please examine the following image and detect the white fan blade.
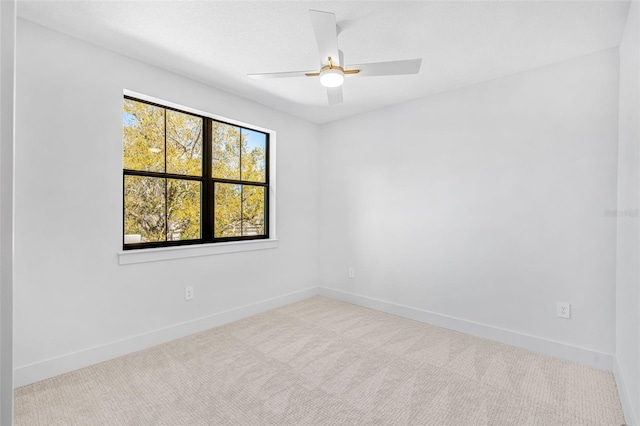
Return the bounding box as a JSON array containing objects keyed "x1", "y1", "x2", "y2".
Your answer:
[
  {"x1": 327, "y1": 86, "x2": 343, "y2": 105},
  {"x1": 310, "y1": 10, "x2": 340, "y2": 66},
  {"x1": 248, "y1": 70, "x2": 314, "y2": 79},
  {"x1": 348, "y1": 59, "x2": 422, "y2": 77}
]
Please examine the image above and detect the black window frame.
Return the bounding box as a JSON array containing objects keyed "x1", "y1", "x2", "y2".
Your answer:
[{"x1": 123, "y1": 96, "x2": 270, "y2": 250}]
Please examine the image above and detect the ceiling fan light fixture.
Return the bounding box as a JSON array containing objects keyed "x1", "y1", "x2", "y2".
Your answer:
[{"x1": 319, "y1": 68, "x2": 344, "y2": 88}]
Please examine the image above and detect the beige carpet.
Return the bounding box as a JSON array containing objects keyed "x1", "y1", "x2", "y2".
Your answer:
[{"x1": 15, "y1": 296, "x2": 625, "y2": 425}]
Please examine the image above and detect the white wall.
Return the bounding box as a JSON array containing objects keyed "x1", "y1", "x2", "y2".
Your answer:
[
  {"x1": 0, "y1": 0, "x2": 15, "y2": 423},
  {"x1": 616, "y1": 1, "x2": 640, "y2": 424},
  {"x1": 320, "y1": 49, "x2": 620, "y2": 366},
  {"x1": 14, "y1": 19, "x2": 320, "y2": 385}
]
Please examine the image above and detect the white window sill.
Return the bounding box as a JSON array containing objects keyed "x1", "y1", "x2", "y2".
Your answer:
[{"x1": 118, "y1": 239, "x2": 278, "y2": 265}]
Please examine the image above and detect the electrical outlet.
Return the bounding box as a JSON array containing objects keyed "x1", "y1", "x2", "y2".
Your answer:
[
  {"x1": 185, "y1": 286, "x2": 194, "y2": 301},
  {"x1": 348, "y1": 267, "x2": 355, "y2": 279},
  {"x1": 556, "y1": 301, "x2": 570, "y2": 319}
]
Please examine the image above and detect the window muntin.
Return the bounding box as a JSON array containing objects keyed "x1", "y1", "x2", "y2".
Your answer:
[{"x1": 123, "y1": 96, "x2": 269, "y2": 249}]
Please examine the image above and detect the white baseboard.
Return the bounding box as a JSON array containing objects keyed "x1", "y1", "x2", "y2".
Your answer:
[
  {"x1": 614, "y1": 357, "x2": 638, "y2": 426},
  {"x1": 15, "y1": 286, "x2": 618, "y2": 390},
  {"x1": 319, "y1": 287, "x2": 615, "y2": 371},
  {"x1": 14, "y1": 287, "x2": 319, "y2": 388}
]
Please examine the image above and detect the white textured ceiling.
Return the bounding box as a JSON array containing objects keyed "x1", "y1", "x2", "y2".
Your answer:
[{"x1": 18, "y1": 0, "x2": 630, "y2": 123}]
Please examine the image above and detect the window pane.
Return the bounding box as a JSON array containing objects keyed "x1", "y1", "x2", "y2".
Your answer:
[
  {"x1": 167, "y1": 179, "x2": 201, "y2": 241},
  {"x1": 166, "y1": 110, "x2": 202, "y2": 176},
  {"x1": 241, "y1": 129, "x2": 267, "y2": 183},
  {"x1": 214, "y1": 183, "x2": 242, "y2": 238},
  {"x1": 124, "y1": 176, "x2": 166, "y2": 243},
  {"x1": 123, "y1": 99, "x2": 165, "y2": 172},
  {"x1": 242, "y1": 185, "x2": 265, "y2": 236},
  {"x1": 212, "y1": 122, "x2": 240, "y2": 180}
]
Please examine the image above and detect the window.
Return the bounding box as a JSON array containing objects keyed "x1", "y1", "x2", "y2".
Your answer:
[{"x1": 123, "y1": 96, "x2": 269, "y2": 250}]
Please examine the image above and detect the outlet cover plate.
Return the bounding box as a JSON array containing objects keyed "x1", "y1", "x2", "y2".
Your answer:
[
  {"x1": 556, "y1": 301, "x2": 570, "y2": 319},
  {"x1": 185, "y1": 286, "x2": 194, "y2": 301}
]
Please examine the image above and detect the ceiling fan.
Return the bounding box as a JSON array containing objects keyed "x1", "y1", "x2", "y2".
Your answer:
[{"x1": 247, "y1": 10, "x2": 423, "y2": 105}]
